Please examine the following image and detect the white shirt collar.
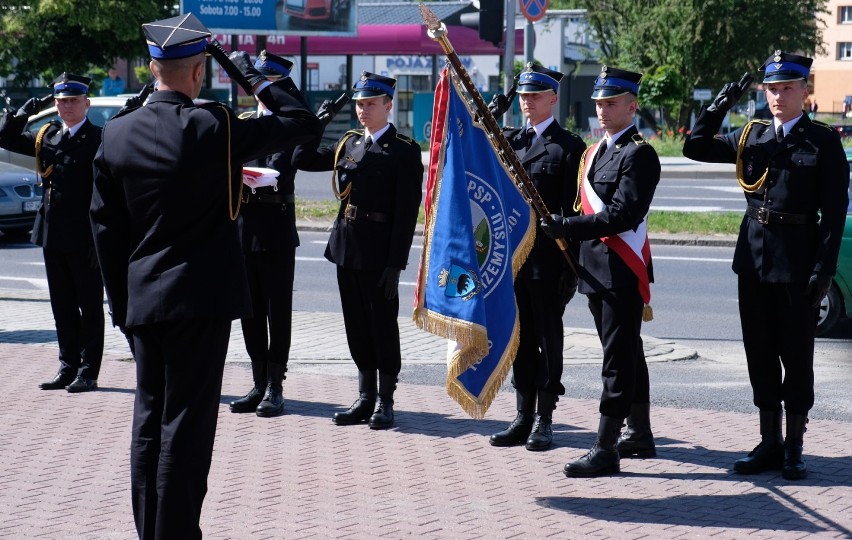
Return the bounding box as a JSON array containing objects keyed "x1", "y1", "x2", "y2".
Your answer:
[
  {"x1": 64, "y1": 118, "x2": 87, "y2": 137},
  {"x1": 527, "y1": 116, "x2": 555, "y2": 139},
  {"x1": 604, "y1": 124, "x2": 634, "y2": 150},
  {"x1": 774, "y1": 113, "x2": 803, "y2": 138},
  {"x1": 364, "y1": 123, "x2": 391, "y2": 143}
]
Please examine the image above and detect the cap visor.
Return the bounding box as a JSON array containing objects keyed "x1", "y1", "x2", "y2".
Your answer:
[
  {"x1": 517, "y1": 84, "x2": 555, "y2": 94},
  {"x1": 591, "y1": 89, "x2": 631, "y2": 100},
  {"x1": 352, "y1": 90, "x2": 388, "y2": 100},
  {"x1": 762, "y1": 74, "x2": 805, "y2": 83}
]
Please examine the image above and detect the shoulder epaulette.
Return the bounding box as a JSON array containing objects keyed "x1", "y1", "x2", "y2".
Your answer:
[
  {"x1": 238, "y1": 111, "x2": 254, "y2": 120},
  {"x1": 810, "y1": 119, "x2": 834, "y2": 131},
  {"x1": 395, "y1": 133, "x2": 417, "y2": 145},
  {"x1": 197, "y1": 102, "x2": 229, "y2": 112},
  {"x1": 631, "y1": 133, "x2": 647, "y2": 145},
  {"x1": 748, "y1": 119, "x2": 771, "y2": 127},
  {"x1": 109, "y1": 108, "x2": 133, "y2": 121}
]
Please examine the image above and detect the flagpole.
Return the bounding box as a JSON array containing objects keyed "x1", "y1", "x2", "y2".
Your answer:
[{"x1": 419, "y1": 4, "x2": 580, "y2": 276}]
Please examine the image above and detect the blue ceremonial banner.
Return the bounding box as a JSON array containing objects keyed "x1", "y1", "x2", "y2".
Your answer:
[{"x1": 413, "y1": 66, "x2": 534, "y2": 419}]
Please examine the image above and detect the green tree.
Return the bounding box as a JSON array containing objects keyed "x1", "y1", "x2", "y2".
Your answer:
[
  {"x1": 577, "y1": 0, "x2": 827, "y2": 132},
  {"x1": 0, "y1": 1, "x2": 173, "y2": 87}
]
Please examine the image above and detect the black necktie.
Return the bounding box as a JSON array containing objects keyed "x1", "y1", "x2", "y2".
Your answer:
[
  {"x1": 776, "y1": 124, "x2": 784, "y2": 143},
  {"x1": 525, "y1": 127, "x2": 535, "y2": 150},
  {"x1": 363, "y1": 136, "x2": 372, "y2": 151}
]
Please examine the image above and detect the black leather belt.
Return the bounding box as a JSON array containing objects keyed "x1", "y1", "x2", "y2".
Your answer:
[
  {"x1": 344, "y1": 204, "x2": 390, "y2": 223},
  {"x1": 242, "y1": 192, "x2": 295, "y2": 205},
  {"x1": 745, "y1": 206, "x2": 814, "y2": 225}
]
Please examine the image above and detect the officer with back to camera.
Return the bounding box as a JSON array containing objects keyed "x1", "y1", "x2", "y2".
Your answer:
[{"x1": 90, "y1": 13, "x2": 321, "y2": 537}]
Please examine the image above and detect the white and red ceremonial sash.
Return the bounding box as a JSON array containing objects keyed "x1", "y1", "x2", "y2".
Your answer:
[{"x1": 580, "y1": 142, "x2": 652, "y2": 305}]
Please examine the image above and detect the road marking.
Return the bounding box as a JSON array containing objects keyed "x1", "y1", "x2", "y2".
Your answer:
[
  {"x1": 654, "y1": 196, "x2": 742, "y2": 201},
  {"x1": 655, "y1": 256, "x2": 731, "y2": 262},
  {"x1": 651, "y1": 206, "x2": 727, "y2": 212},
  {"x1": 0, "y1": 276, "x2": 49, "y2": 289}
]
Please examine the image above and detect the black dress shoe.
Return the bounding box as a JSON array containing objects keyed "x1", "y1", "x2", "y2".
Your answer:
[
  {"x1": 368, "y1": 398, "x2": 394, "y2": 430},
  {"x1": 617, "y1": 427, "x2": 657, "y2": 458},
  {"x1": 229, "y1": 387, "x2": 264, "y2": 413},
  {"x1": 39, "y1": 373, "x2": 74, "y2": 390},
  {"x1": 66, "y1": 377, "x2": 98, "y2": 393},
  {"x1": 333, "y1": 396, "x2": 375, "y2": 425},
  {"x1": 733, "y1": 440, "x2": 784, "y2": 474},
  {"x1": 563, "y1": 443, "x2": 620, "y2": 477},
  {"x1": 256, "y1": 385, "x2": 285, "y2": 418},
  {"x1": 525, "y1": 415, "x2": 553, "y2": 451},
  {"x1": 490, "y1": 412, "x2": 534, "y2": 447}
]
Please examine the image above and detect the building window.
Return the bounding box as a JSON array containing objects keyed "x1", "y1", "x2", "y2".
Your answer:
[
  {"x1": 840, "y1": 6, "x2": 852, "y2": 23},
  {"x1": 840, "y1": 42, "x2": 852, "y2": 60}
]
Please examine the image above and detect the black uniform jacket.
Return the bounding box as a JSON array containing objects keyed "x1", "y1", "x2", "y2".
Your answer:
[
  {"x1": 683, "y1": 109, "x2": 849, "y2": 283},
  {"x1": 239, "y1": 111, "x2": 300, "y2": 253},
  {"x1": 90, "y1": 80, "x2": 321, "y2": 328},
  {"x1": 564, "y1": 126, "x2": 660, "y2": 294},
  {"x1": 0, "y1": 115, "x2": 101, "y2": 250},
  {"x1": 293, "y1": 125, "x2": 423, "y2": 271},
  {"x1": 505, "y1": 121, "x2": 585, "y2": 280}
]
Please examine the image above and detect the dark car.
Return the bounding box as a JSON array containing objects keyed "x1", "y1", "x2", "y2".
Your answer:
[
  {"x1": 816, "y1": 148, "x2": 852, "y2": 336},
  {"x1": 0, "y1": 161, "x2": 41, "y2": 239}
]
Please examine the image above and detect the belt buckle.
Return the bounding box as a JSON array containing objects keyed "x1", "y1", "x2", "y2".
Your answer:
[
  {"x1": 756, "y1": 207, "x2": 769, "y2": 225},
  {"x1": 344, "y1": 204, "x2": 357, "y2": 221}
]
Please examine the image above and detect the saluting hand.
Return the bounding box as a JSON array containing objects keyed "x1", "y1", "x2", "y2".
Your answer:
[
  {"x1": 707, "y1": 72, "x2": 753, "y2": 114},
  {"x1": 16, "y1": 97, "x2": 42, "y2": 118},
  {"x1": 228, "y1": 51, "x2": 267, "y2": 90}
]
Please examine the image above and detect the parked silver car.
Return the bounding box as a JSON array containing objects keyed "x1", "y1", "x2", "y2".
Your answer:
[{"x1": 0, "y1": 161, "x2": 41, "y2": 238}]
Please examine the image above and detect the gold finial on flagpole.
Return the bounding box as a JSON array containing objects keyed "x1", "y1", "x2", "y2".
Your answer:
[{"x1": 419, "y1": 3, "x2": 443, "y2": 33}]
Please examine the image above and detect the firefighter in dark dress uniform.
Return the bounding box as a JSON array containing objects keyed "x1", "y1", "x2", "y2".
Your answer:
[
  {"x1": 542, "y1": 67, "x2": 661, "y2": 477},
  {"x1": 229, "y1": 52, "x2": 300, "y2": 418},
  {"x1": 683, "y1": 52, "x2": 849, "y2": 480},
  {"x1": 486, "y1": 63, "x2": 585, "y2": 451},
  {"x1": 0, "y1": 73, "x2": 104, "y2": 393},
  {"x1": 293, "y1": 72, "x2": 423, "y2": 430},
  {"x1": 89, "y1": 14, "x2": 321, "y2": 538}
]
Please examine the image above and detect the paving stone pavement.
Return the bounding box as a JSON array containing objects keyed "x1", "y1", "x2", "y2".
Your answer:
[{"x1": 1, "y1": 293, "x2": 852, "y2": 538}]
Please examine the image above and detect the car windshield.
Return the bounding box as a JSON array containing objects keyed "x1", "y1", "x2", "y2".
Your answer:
[{"x1": 25, "y1": 106, "x2": 123, "y2": 134}]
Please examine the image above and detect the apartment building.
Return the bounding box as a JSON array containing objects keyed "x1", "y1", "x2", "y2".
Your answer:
[{"x1": 813, "y1": 0, "x2": 852, "y2": 115}]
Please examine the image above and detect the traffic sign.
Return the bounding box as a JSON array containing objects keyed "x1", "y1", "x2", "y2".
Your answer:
[
  {"x1": 693, "y1": 88, "x2": 712, "y2": 101},
  {"x1": 519, "y1": 0, "x2": 548, "y2": 23}
]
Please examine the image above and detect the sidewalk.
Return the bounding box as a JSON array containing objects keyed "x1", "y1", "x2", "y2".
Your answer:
[{"x1": 1, "y1": 292, "x2": 852, "y2": 538}]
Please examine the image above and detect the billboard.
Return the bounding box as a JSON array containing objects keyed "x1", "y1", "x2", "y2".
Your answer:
[{"x1": 181, "y1": 0, "x2": 357, "y2": 36}]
